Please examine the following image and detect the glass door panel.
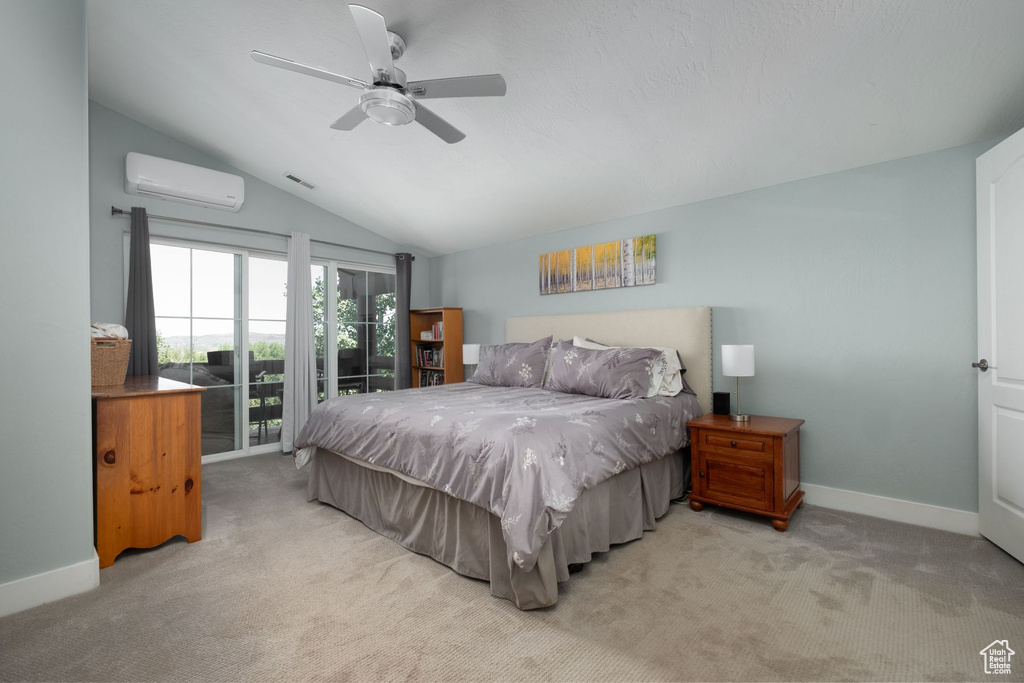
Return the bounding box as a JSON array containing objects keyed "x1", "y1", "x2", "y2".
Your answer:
[
  {"x1": 338, "y1": 377, "x2": 368, "y2": 395},
  {"x1": 151, "y1": 244, "x2": 242, "y2": 456},
  {"x1": 335, "y1": 267, "x2": 396, "y2": 396},
  {"x1": 155, "y1": 317, "x2": 192, "y2": 371},
  {"x1": 201, "y1": 386, "x2": 241, "y2": 456},
  {"x1": 191, "y1": 249, "x2": 236, "y2": 318},
  {"x1": 151, "y1": 244, "x2": 190, "y2": 317},
  {"x1": 312, "y1": 264, "x2": 328, "y2": 403},
  {"x1": 337, "y1": 267, "x2": 365, "y2": 396},
  {"x1": 249, "y1": 257, "x2": 287, "y2": 446},
  {"x1": 249, "y1": 257, "x2": 288, "y2": 321},
  {"x1": 367, "y1": 271, "x2": 396, "y2": 391},
  {"x1": 368, "y1": 272, "x2": 396, "y2": 324}
]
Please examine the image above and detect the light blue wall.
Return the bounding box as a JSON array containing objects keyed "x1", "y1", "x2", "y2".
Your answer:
[
  {"x1": 89, "y1": 102, "x2": 431, "y2": 323},
  {"x1": 430, "y1": 142, "x2": 992, "y2": 512},
  {"x1": 0, "y1": 1, "x2": 95, "y2": 583}
]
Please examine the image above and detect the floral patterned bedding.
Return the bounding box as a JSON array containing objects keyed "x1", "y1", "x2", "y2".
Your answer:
[{"x1": 295, "y1": 382, "x2": 702, "y2": 571}]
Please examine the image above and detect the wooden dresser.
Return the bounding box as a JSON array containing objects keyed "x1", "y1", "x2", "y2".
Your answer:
[
  {"x1": 92, "y1": 376, "x2": 204, "y2": 568},
  {"x1": 686, "y1": 414, "x2": 804, "y2": 531}
]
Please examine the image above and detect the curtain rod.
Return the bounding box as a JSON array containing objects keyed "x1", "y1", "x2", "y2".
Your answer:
[{"x1": 110, "y1": 206, "x2": 410, "y2": 260}]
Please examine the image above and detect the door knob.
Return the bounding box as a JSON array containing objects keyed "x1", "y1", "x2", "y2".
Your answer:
[{"x1": 973, "y1": 359, "x2": 992, "y2": 372}]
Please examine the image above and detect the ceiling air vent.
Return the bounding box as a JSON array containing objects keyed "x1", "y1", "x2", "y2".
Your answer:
[{"x1": 284, "y1": 173, "x2": 316, "y2": 190}]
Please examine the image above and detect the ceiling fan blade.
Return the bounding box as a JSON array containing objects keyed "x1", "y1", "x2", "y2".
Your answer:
[
  {"x1": 330, "y1": 105, "x2": 367, "y2": 131},
  {"x1": 348, "y1": 5, "x2": 396, "y2": 84},
  {"x1": 251, "y1": 51, "x2": 367, "y2": 90},
  {"x1": 413, "y1": 102, "x2": 465, "y2": 144},
  {"x1": 407, "y1": 75, "x2": 507, "y2": 100}
]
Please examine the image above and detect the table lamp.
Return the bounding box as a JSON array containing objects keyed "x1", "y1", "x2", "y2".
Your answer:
[
  {"x1": 722, "y1": 344, "x2": 754, "y2": 422},
  {"x1": 463, "y1": 344, "x2": 480, "y2": 378}
]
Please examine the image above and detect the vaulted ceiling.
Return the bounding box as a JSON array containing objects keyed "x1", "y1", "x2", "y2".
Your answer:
[{"x1": 87, "y1": 0, "x2": 1024, "y2": 255}]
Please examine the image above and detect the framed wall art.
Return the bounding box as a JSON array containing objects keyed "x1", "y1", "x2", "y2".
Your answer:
[{"x1": 539, "y1": 235, "x2": 655, "y2": 295}]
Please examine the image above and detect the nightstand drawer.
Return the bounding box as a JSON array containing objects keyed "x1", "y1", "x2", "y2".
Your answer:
[
  {"x1": 697, "y1": 452, "x2": 774, "y2": 512},
  {"x1": 702, "y1": 430, "x2": 772, "y2": 456}
]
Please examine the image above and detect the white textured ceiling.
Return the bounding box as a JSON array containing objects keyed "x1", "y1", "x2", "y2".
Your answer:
[{"x1": 87, "y1": 0, "x2": 1024, "y2": 256}]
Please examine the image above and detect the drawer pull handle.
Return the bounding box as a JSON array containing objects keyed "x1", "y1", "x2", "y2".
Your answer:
[
  {"x1": 699, "y1": 471, "x2": 705, "y2": 478},
  {"x1": 103, "y1": 450, "x2": 116, "y2": 465},
  {"x1": 184, "y1": 478, "x2": 194, "y2": 493},
  {"x1": 730, "y1": 440, "x2": 737, "y2": 447}
]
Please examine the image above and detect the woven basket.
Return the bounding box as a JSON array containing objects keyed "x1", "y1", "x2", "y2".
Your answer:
[{"x1": 91, "y1": 337, "x2": 132, "y2": 386}]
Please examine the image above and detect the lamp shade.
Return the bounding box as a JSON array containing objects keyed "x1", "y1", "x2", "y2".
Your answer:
[
  {"x1": 462, "y1": 344, "x2": 480, "y2": 365},
  {"x1": 722, "y1": 345, "x2": 755, "y2": 377}
]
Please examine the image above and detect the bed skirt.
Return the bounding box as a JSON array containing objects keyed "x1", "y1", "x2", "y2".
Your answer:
[{"x1": 307, "y1": 447, "x2": 689, "y2": 609}]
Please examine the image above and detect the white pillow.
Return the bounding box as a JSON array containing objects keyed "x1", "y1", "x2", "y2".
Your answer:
[{"x1": 572, "y1": 336, "x2": 683, "y2": 397}]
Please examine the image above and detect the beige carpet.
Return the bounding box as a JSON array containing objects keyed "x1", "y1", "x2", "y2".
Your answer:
[{"x1": 1, "y1": 454, "x2": 1023, "y2": 682}]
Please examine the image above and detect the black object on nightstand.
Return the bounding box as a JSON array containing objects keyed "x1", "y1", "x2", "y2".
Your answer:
[{"x1": 712, "y1": 391, "x2": 731, "y2": 415}]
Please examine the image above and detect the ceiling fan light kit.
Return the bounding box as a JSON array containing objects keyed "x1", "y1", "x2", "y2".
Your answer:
[
  {"x1": 360, "y1": 89, "x2": 415, "y2": 126},
  {"x1": 251, "y1": 4, "x2": 506, "y2": 143}
]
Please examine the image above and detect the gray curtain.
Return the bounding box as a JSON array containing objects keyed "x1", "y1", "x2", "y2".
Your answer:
[
  {"x1": 395, "y1": 253, "x2": 413, "y2": 389},
  {"x1": 125, "y1": 207, "x2": 158, "y2": 376},
  {"x1": 282, "y1": 232, "x2": 317, "y2": 453}
]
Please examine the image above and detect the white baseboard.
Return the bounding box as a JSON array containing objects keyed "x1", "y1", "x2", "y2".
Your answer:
[
  {"x1": 0, "y1": 551, "x2": 99, "y2": 618},
  {"x1": 802, "y1": 483, "x2": 979, "y2": 536}
]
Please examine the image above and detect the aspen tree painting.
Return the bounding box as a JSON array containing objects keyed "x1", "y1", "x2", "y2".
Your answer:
[
  {"x1": 633, "y1": 234, "x2": 657, "y2": 285},
  {"x1": 540, "y1": 235, "x2": 656, "y2": 295},
  {"x1": 575, "y1": 245, "x2": 594, "y2": 291}
]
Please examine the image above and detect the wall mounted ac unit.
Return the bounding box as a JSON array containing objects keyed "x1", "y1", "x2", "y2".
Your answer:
[{"x1": 125, "y1": 152, "x2": 245, "y2": 212}]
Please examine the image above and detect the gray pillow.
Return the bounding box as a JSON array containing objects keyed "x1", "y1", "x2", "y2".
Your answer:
[
  {"x1": 469, "y1": 336, "x2": 552, "y2": 388},
  {"x1": 544, "y1": 340, "x2": 660, "y2": 399}
]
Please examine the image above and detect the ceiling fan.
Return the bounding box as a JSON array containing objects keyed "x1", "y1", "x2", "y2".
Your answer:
[{"x1": 251, "y1": 4, "x2": 506, "y2": 144}]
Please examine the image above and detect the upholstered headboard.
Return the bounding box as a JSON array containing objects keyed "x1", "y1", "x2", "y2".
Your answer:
[{"x1": 506, "y1": 306, "x2": 713, "y2": 413}]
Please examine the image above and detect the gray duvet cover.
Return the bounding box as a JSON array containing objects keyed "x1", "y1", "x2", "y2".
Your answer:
[{"x1": 295, "y1": 383, "x2": 702, "y2": 572}]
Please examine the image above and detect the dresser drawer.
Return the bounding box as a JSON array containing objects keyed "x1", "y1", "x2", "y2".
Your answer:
[{"x1": 701, "y1": 429, "x2": 772, "y2": 457}]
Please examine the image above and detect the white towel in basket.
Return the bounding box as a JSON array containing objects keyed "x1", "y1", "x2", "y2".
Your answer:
[{"x1": 90, "y1": 323, "x2": 129, "y2": 339}]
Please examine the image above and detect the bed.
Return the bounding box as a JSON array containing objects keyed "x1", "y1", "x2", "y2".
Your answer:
[{"x1": 296, "y1": 306, "x2": 712, "y2": 609}]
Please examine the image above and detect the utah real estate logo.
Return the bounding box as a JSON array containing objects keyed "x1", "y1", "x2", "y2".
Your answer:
[{"x1": 980, "y1": 640, "x2": 1015, "y2": 675}]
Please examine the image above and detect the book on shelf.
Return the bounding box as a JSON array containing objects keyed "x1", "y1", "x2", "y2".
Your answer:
[
  {"x1": 419, "y1": 369, "x2": 445, "y2": 387},
  {"x1": 415, "y1": 344, "x2": 444, "y2": 368},
  {"x1": 430, "y1": 320, "x2": 444, "y2": 341}
]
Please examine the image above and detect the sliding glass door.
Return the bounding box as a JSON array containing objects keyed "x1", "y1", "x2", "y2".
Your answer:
[
  {"x1": 151, "y1": 242, "x2": 242, "y2": 456},
  {"x1": 247, "y1": 256, "x2": 287, "y2": 447},
  {"x1": 337, "y1": 268, "x2": 397, "y2": 395},
  {"x1": 311, "y1": 262, "x2": 396, "y2": 399},
  {"x1": 146, "y1": 240, "x2": 395, "y2": 459}
]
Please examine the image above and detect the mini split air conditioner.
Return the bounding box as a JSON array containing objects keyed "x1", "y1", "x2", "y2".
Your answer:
[{"x1": 125, "y1": 152, "x2": 245, "y2": 212}]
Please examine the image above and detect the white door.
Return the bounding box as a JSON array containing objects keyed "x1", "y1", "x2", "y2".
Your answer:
[{"x1": 977, "y1": 127, "x2": 1024, "y2": 563}]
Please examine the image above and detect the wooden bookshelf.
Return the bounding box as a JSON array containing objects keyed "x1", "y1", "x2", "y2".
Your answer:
[{"x1": 410, "y1": 307, "x2": 464, "y2": 387}]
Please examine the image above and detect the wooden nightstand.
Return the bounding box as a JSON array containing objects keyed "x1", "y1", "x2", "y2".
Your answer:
[{"x1": 686, "y1": 414, "x2": 804, "y2": 531}]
